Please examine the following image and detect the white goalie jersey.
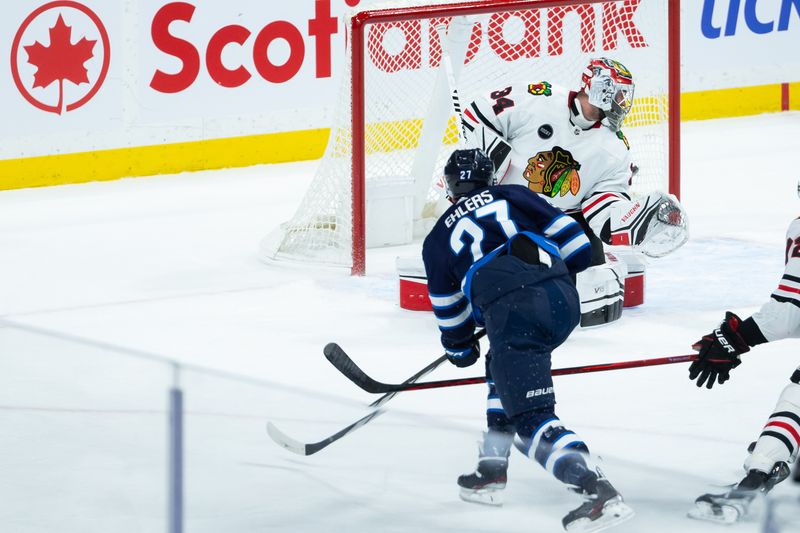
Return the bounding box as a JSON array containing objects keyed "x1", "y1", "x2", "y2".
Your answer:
[
  {"x1": 462, "y1": 82, "x2": 633, "y2": 221},
  {"x1": 463, "y1": 82, "x2": 633, "y2": 207},
  {"x1": 462, "y1": 81, "x2": 688, "y2": 258},
  {"x1": 750, "y1": 218, "x2": 800, "y2": 341}
]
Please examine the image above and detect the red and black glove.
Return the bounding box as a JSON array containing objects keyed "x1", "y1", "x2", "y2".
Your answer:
[{"x1": 689, "y1": 311, "x2": 750, "y2": 389}]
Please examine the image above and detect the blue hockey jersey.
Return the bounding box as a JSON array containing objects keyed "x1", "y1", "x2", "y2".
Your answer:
[{"x1": 422, "y1": 184, "x2": 592, "y2": 351}]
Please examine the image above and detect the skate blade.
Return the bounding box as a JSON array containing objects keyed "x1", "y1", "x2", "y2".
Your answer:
[
  {"x1": 459, "y1": 487, "x2": 504, "y2": 507},
  {"x1": 565, "y1": 501, "x2": 635, "y2": 533},
  {"x1": 687, "y1": 501, "x2": 740, "y2": 524}
]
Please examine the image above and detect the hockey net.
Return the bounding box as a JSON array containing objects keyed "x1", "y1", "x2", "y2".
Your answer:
[{"x1": 261, "y1": 0, "x2": 679, "y2": 274}]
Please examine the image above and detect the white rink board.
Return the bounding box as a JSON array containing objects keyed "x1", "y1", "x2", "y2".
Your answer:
[{"x1": 1, "y1": 0, "x2": 799, "y2": 160}]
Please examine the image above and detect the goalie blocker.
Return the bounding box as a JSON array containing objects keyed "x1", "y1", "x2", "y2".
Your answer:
[{"x1": 398, "y1": 249, "x2": 645, "y2": 328}]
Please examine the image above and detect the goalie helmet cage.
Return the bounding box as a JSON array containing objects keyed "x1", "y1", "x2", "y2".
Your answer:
[{"x1": 263, "y1": 0, "x2": 680, "y2": 275}]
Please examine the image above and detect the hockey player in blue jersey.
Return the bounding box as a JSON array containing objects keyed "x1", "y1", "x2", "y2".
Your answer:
[{"x1": 422, "y1": 148, "x2": 633, "y2": 532}]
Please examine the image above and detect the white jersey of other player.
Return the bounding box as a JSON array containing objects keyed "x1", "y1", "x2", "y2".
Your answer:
[
  {"x1": 750, "y1": 217, "x2": 800, "y2": 341},
  {"x1": 688, "y1": 216, "x2": 800, "y2": 525},
  {"x1": 462, "y1": 81, "x2": 633, "y2": 215}
]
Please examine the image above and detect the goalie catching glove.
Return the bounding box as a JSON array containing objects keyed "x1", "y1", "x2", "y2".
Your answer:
[
  {"x1": 689, "y1": 312, "x2": 750, "y2": 389},
  {"x1": 609, "y1": 191, "x2": 688, "y2": 258}
]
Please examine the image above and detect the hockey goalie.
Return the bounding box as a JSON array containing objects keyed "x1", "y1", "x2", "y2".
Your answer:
[{"x1": 399, "y1": 57, "x2": 688, "y2": 328}]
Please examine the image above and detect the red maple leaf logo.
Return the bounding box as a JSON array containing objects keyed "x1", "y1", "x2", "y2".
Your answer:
[{"x1": 24, "y1": 14, "x2": 96, "y2": 115}]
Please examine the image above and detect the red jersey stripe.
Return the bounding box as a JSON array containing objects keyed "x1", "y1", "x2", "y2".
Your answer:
[
  {"x1": 766, "y1": 420, "x2": 800, "y2": 445},
  {"x1": 463, "y1": 108, "x2": 478, "y2": 124},
  {"x1": 583, "y1": 193, "x2": 619, "y2": 213},
  {"x1": 777, "y1": 284, "x2": 800, "y2": 295}
]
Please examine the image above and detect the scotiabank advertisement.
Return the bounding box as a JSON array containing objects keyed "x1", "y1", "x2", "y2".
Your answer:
[
  {"x1": 140, "y1": 1, "x2": 346, "y2": 132},
  {"x1": 2, "y1": 0, "x2": 352, "y2": 159},
  {"x1": 1, "y1": 0, "x2": 799, "y2": 161}
]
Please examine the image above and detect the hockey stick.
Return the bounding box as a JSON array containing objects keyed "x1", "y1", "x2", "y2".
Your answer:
[
  {"x1": 266, "y1": 353, "x2": 449, "y2": 455},
  {"x1": 325, "y1": 343, "x2": 698, "y2": 395},
  {"x1": 441, "y1": 35, "x2": 468, "y2": 145},
  {"x1": 435, "y1": 19, "x2": 471, "y2": 146}
]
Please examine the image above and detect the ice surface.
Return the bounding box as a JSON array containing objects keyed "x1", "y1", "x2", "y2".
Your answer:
[{"x1": 1, "y1": 113, "x2": 799, "y2": 532}]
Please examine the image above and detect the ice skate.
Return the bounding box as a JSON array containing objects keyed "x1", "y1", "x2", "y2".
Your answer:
[
  {"x1": 562, "y1": 473, "x2": 634, "y2": 532},
  {"x1": 688, "y1": 462, "x2": 790, "y2": 524},
  {"x1": 457, "y1": 431, "x2": 513, "y2": 506}
]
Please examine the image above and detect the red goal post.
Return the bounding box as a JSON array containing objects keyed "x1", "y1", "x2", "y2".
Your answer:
[{"x1": 263, "y1": 0, "x2": 681, "y2": 275}]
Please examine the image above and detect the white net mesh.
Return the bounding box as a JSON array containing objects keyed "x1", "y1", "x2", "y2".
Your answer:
[{"x1": 262, "y1": 0, "x2": 672, "y2": 271}]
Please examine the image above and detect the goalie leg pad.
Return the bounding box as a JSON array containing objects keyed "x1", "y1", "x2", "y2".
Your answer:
[
  {"x1": 576, "y1": 260, "x2": 626, "y2": 328},
  {"x1": 605, "y1": 249, "x2": 647, "y2": 308},
  {"x1": 397, "y1": 251, "x2": 645, "y2": 315}
]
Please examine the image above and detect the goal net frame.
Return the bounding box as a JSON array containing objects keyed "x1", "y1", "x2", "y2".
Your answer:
[{"x1": 277, "y1": 0, "x2": 681, "y2": 275}]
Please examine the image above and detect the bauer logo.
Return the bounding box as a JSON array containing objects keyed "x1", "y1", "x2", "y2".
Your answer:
[
  {"x1": 526, "y1": 387, "x2": 554, "y2": 399},
  {"x1": 11, "y1": 1, "x2": 111, "y2": 115}
]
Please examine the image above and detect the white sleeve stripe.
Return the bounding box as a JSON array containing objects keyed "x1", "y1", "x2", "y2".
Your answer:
[
  {"x1": 430, "y1": 292, "x2": 465, "y2": 308},
  {"x1": 543, "y1": 215, "x2": 576, "y2": 238},
  {"x1": 559, "y1": 233, "x2": 591, "y2": 260},
  {"x1": 528, "y1": 419, "x2": 564, "y2": 457},
  {"x1": 777, "y1": 282, "x2": 800, "y2": 294},
  {"x1": 540, "y1": 248, "x2": 552, "y2": 267},
  {"x1": 436, "y1": 305, "x2": 473, "y2": 329},
  {"x1": 544, "y1": 439, "x2": 586, "y2": 472},
  {"x1": 773, "y1": 288, "x2": 800, "y2": 302}
]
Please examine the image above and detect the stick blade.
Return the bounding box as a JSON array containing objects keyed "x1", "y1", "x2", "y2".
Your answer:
[
  {"x1": 267, "y1": 422, "x2": 310, "y2": 456},
  {"x1": 323, "y1": 342, "x2": 392, "y2": 394}
]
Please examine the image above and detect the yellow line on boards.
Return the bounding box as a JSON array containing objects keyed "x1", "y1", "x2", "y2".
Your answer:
[
  {"x1": 681, "y1": 83, "x2": 786, "y2": 121},
  {"x1": 0, "y1": 129, "x2": 329, "y2": 191},
  {"x1": 0, "y1": 83, "x2": 797, "y2": 191},
  {"x1": 790, "y1": 82, "x2": 800, "y2": 111}
]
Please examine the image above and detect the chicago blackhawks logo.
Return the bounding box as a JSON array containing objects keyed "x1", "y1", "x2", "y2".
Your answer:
[
  {"x1": 527, "y1": 81, "x2": 552, "y2": 97},
  {"x1": 11, "y1": 1, "x2": 111, "y2": 115},
  {"x1": 523, "y1": 147, "x2": 581, "y2": 198}
]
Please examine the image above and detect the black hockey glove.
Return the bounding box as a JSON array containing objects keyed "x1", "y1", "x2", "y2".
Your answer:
[
  {"x1": 445, "y1": 338, "x2": 481, "y2": 368},
  {"x1": 689, "y1": 311, "x2": 750, "y2": 389}
]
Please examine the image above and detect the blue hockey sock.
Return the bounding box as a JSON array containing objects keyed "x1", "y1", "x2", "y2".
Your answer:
[{"x1": 512, "y1": 409, "x2": 594, "y2": 487}]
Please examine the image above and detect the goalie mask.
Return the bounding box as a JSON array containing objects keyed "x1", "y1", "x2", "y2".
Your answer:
[
  {"x1": 581, "y1": 58, "x2": 635, "y2": 132},
  {"x1": 444, "y1": 149, "x2": 495, "y2": 200}
]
